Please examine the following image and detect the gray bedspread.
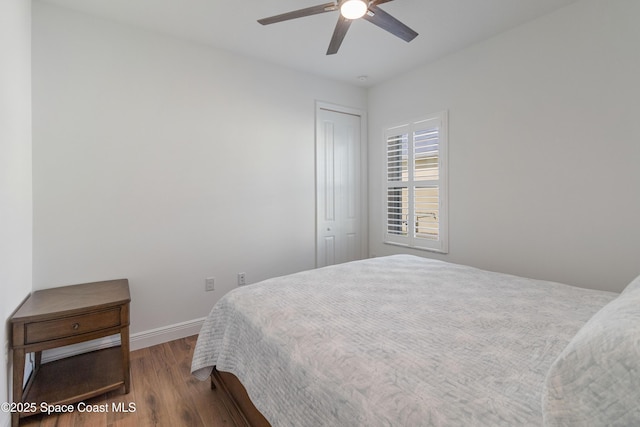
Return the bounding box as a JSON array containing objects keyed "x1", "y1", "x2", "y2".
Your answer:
[{"x1": 191, "y1": 255, "x2": 616, "y2": 426}]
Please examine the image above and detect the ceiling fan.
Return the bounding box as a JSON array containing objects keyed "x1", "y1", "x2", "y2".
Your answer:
[{"x1": 257, "y1": 0, "x2": 418, "y2": 55}]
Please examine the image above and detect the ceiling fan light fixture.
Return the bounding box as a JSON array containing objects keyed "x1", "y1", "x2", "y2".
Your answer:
[{"x1": 340, "y1": 0, "x2": 368, "y2": 20}]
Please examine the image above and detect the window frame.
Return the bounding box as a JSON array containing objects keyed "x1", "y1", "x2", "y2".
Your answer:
[{"x1": 383, "y1": 111, "x2": 449, "y2": 253}]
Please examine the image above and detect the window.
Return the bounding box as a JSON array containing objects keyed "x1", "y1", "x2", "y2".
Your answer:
[{"x1": 384, "y1": 112, "x2": 448, "y2": 253}]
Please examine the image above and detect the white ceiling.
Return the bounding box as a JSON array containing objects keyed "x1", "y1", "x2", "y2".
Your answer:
[{"x1": 37, "y1": 0, "x2": 580, "y2": 87}]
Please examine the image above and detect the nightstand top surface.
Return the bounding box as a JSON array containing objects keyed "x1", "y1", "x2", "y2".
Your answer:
[{"x1": 11, "y1": 279, "x2": 130, "y2": 322}]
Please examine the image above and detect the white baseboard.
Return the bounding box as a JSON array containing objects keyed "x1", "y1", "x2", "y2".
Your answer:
[
  {"x1": 41, "y1": 317, "x2": 206, "y2": 363},
  {"x1": 130, "y1": 317, "x2": 205, "y2": 351}
]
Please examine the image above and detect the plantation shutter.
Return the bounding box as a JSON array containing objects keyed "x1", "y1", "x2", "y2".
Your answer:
[
  {"x1": 385, "y1": 126, "x2": 409, "y2": 240},
  {"x1": 384, "y1": 112, "x2": 448, "y2": 252}
]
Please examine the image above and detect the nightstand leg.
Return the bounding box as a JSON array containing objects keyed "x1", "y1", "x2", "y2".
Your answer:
[
  {"x1": 12, "y1": 348, "x2": 25, "y2": 427},
  {"x1": 34, "y1": 351, "x2": 42, "y2": 370},
  {"x1": 121, "y1": 325, "x2": 131, "y2": 393}
]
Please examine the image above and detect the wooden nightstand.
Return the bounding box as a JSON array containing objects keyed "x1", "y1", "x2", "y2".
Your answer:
[{"x1": 10, "y1": 279, "x2": 131, "y2": 427}]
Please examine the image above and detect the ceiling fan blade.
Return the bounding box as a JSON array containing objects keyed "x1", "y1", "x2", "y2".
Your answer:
[
  {"x1": 326, "y1": 15, "x2": 353, "y2": 55},
  {"x1": 363, "y1": 4, "x2": 418, "y2": 42},
  {"x1": 258, "y1": 2, "x2": 337, "y2": 25},
  {"x1": 372, "y1": 0, "x2": 395, "y2": 5}
]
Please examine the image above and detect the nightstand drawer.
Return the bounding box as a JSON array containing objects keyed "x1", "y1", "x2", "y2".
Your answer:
[{"x1": 25, "y1": 308, "x2": 122, "y2": 344}]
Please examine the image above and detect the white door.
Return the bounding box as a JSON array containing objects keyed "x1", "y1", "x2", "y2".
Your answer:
[{"x1": 316, "y1": 105, "x2": 364, "y2": 267}]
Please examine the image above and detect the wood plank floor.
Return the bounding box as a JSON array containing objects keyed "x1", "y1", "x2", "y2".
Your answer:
[{"x1": 20, "y1": 336, "x2": 236, "y2": 427}]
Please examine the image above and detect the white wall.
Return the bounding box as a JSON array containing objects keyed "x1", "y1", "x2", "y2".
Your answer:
[
  {"x1": 32, "y1": 3, "x2": 367, "y2": 337},
  {"x1": 0, "y1": 0, "x2": 33, "y2": 424},
  {"x1": 368, "y1": 0, "x2": 640, "y2": 293}
]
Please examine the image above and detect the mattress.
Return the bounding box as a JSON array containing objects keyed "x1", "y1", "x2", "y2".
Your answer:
[{"x1": 191, "y1": 255, "x2": 617, "y2": 426}]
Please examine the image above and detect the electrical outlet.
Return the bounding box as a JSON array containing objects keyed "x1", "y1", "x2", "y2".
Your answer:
[
  {"x1": 205, "y1": 277, "x2": 215, "y2": 292},
  {"x1": 237, "y1": 272, "x2": 246, "y2": 286}
]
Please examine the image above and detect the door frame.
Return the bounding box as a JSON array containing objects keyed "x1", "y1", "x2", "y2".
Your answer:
[{"x1": 315, "y1": 101, "x2": 368, "y2": 267}]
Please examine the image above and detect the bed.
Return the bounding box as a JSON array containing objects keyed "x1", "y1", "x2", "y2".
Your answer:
[{"x1": 191, "y1": 255, "x2": 640, "y2": 426}]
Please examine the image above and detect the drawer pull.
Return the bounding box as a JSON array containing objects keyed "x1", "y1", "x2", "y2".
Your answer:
[{"x1": 72, "y1": 323, "x2": 80, "y2": 330}]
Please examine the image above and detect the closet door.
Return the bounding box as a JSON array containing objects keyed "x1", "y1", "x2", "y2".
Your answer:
[{"x1": 316, "y1": 105, "x2": 365, "y2": 267}]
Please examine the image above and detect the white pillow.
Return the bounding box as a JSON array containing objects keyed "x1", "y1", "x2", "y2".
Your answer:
[
  {"x1": 542, "y1": 275, "x2": 640, "y2": 426},
  {"x1": 621, "y1": 273, "x2": 640, "y2": 296}
]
